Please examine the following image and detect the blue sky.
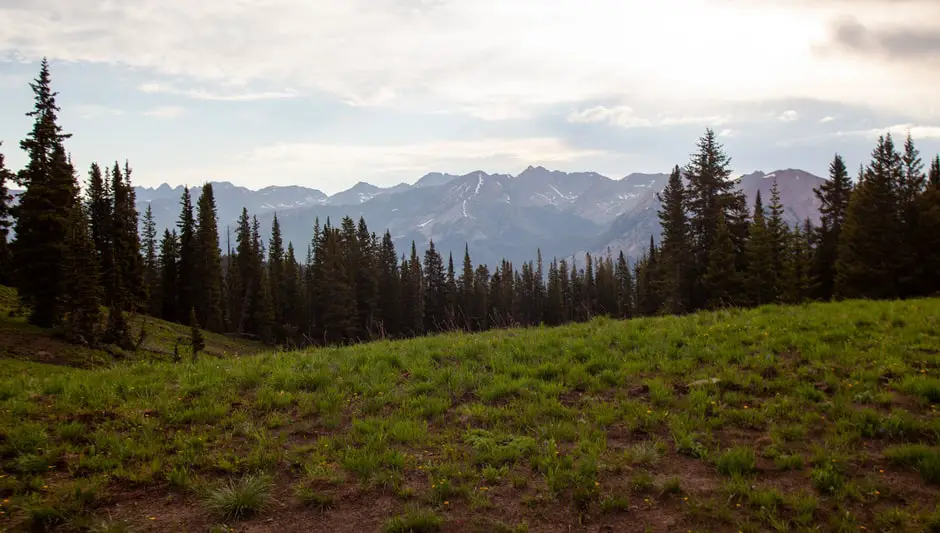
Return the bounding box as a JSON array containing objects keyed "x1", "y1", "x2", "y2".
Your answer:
[{"x1": 1, "y1": 0, "x2": 939, "y2": 195}]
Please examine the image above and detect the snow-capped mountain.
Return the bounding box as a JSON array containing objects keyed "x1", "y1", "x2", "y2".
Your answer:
[{"x1": 136, "y1": 166, "x2": 826, "y2": 267}]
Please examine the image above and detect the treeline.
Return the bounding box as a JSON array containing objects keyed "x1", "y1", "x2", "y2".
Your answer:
[{"x1": 1, "y1": 60, "x2": 939, "y2": 351}]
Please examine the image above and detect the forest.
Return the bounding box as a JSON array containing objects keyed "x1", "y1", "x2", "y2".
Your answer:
[{"x1": 1, "y1": 59, "x2": 939, "y2": 351}]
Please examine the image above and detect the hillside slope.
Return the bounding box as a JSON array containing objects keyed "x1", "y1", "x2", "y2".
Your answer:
[
  {"x1": 0, "y1": 285, "x2": 266, "y2": 367},
  {"x1": 1, "y1": 299, "x2": 939, "y2": 532}
]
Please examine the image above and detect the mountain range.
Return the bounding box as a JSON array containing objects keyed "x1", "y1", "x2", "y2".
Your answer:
[{"x1": 134, "y1": 166, "x2": 826, "y2": 268}]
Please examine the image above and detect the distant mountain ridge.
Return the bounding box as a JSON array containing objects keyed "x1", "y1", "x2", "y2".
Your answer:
[{"x1": 135, "y1": 166, "x2": 827, "y2": 267}]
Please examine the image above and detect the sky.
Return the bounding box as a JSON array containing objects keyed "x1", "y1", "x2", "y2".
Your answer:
[{"x1": 1, "y1": 0, "x2": 939, "y2": 195}]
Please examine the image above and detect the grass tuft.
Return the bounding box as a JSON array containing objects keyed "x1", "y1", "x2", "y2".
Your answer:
[{"x1": 203, "y1": 474, "x2": 272, "y2": 522}]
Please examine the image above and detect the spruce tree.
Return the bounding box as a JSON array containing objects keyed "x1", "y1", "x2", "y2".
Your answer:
[
  {"x1": 615, "y1": 251, "x2": 633, "y2": 318},
  {"x1": 423, "y1": 240, "x2": 446, "y2": 332},
  {"x1": 930, "y1": 155, "x2": 940, "y2": 188},
  {"x1": 85, "y1": 163, "x2": 112, "y2": 281},
  {"x1": 354, "y1": 217, "x2": 378, "y2": 338},
  {"x1": 781, "y1": 221, "x2": 814, "y2": 304},
  {"x1": 176, "y1": 186, "x2": 197, "y2": 321},
  {"x1": 376, "y1": 230, "x2": 401, "y2": 337},
  {"x1": 63, "y1": 200, "x2": 102, "y2": 344},
  {"x1": 189, "y1": 307, "x2": 205, "y2": 361},
  {"x1": 813, "y1": 154, "x2": 853, "y2": 300},
  {"x1": 704, "y1": 212, "x2": 740, "y2": 308},
  {"x1": 918, "y1": 171, "x2": 940, "y2": 295},
  {"x1": 766, "y1": 179, "x2": 788, "y2": 301},
  {"x1": 159, "y1": 229, "x2": 180, "y2": 322},
  {"x1": 12, "y1": 59, "x2": 84, "y2": 327},
  {"x1": 194, "y1": 183, "x2": 224, "y2": 331},
  {"x1": 268, "y1": 213, "x2": 286, "y2": 339},
  {"x1": 249, "y1": 215, "x2": 274, "y2": 342},
  {"x1": 446, "y1": 252, "x2": 458, "y2": 329},
  {"x1": 0, "y1": 143, "x2": 13, "y2": 285},
  {"x1": 684, "y1": 128, "x2": 747, "y2": 310},
  {"x1": 744, "y1": 191, "x2": 774, "y2": 306},
  {"x1": 141, "y1": 203, "x2": 159, "y2": 314},
  {"x1": 281, "y1": 242, "x2": 304, "y2": 345},
  {"x1": 656, "y1": 164, "x2": 692, "y2": 314},
  {"x1": 835, "y1": 134, "x2": 902, "y2": 299},
  {"x1": 458, "y1": 245, "x2": 475, "y2": 330},
  {"x1": 897, "y1": 133, "x2": 926, "y2": 296},
  {"x1": 544, "y1": 259, "x2": 563, "y2": 326}
]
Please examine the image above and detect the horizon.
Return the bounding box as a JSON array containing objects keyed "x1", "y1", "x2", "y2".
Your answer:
[{"x1": 2, "y1": 0, "x2": 939, "y2": 195}]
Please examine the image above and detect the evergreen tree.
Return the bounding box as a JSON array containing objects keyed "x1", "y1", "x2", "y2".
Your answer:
[
  {"x1": 102, "y1": 161, "x2": 143, "y2": 347},
  {"x1": 320, "y1": 223, "x2": 356, "y2": 343},
  {"x1": 0, "y1": 143, "x2": 13, "y2": 284},
  {"x1": 249, "y1": 215, "x2": 274, "y2": 342},
  {"x1": 744, "y1": 191, "x2": 774, "y2": 306},
  {"x1": 423, "y1": 240, "x2": 447, "y2": 332},
  {"x1": 615, "y1": 251, "x2": 633, "y2": 318},
  {"x1": 176, "y1": 187, "x2": 197, "y2": 321},
  {"x1": 684, "y1": 128, "x2": 747, "y2": 310},
  {"x1": 929, "y1": 155, "x2": 940, "y2": 188},
  {"x1": 458, "y1": 245, "x2": 475, "y2": 330},
  {"x1": 11, "y1": 58, "x2": 80, "y2": 327},
  {"x1": 918, "y1": 172, "x2": 940, "y2": 295},
  {"x1": 354, "y1": 217, "x2": 378, "y2": 338},
  {"x1": 85, "y1": 162, "x2": 112, "y2": 274},
  {"x1": 703, "y1": 212, "x2": 740, "y2": 308},
  {"x1": 404, "y1": 242, "x2": 425, "y2": 335},
  {"x1": 63, "y1": 201, "x2": 102, "y2": 344},
  {"x1": 544, "y1": 258, "x2": 563, "y2": 325},
  {"x1": 268, "y1": 213, "x2": 285, "y2": 338},
  {"x1": 231, "y1": 208, "x2": 252, "y2": 333},
  {"x1": 766, "y1": 179, "x2": 788, "y2": 301},
  {"x1": 835, "y1": 134, "x2": 902, "y2": 299},
  {"x1": 159, "y1": 229, "x2": 180, "y2": 322},
  {"x1": 813, "y1": 154, "x2": 853, "y2": 300},
  {"x1": 781, "y1": 221, "x2": 815, "y2": 304},
  {"x1": 898, "y1": 133, "x2": 926, "y2": 296},
  {"x1": 656, "y1": 164, "x2": 692, "y2": 314},
  {"x1": 376, "y1": 230, "x2": 401, "y2": 337},
  {"x1": 141, "y1": 203, "x2": 159, "y2": 314},
  {"x1": 194, "y1": 184, "x2": 223, "y2": 331},
  {"x1": 445, "y1": 252, "x2": 458, "y2": 328},
  {"x1": 281, "y1": 242, "x2": 304, "y2": 345},
  {"x1": 189, "y1": 307, "x2": 205, "y2": 361}
]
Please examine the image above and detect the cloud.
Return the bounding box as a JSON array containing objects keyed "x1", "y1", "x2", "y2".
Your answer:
[
  {"x1": 567, "y1": 105, "x2": 732, "y2": 129},
  {"x1": 820, "y1": 116, "x2": 836, "y2": 123},
  {"x1": 567, "y1": 106, "x2": 651, "y2": 128},
  {"x1": 778, "y1": 122, "x2": 940, "y2": 147},
  {"x1": 3, "y1": 0, "x2": 940, "y2": 119},
  {"x1": 138, "y1": 82, "x2": 298, "y2": 101},
  {"x1": 829, "y1": 17, "x2": 940, "y2": 62},
  {"x1": 718, "y1": 129, "x2": 735, "y2": 138},
  {"x1": 778, "y1": 110, "x2": 799, "y2": 122},
  {"x1": 143, "y1": 106, "x2": 185, "y2": 118}
]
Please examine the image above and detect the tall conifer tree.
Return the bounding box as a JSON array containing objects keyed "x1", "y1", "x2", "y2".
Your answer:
[
  {"x1": 176, "y1": 187, "x2": 198, "y2": 320},
  {"x1": 656, "y1": 164, "x2": 691, "y2": 314},
  {"x1": 813, "y1": 154, "x2": 852, "y2": 300},
  {"x1": 194, "y1": 183, "x2": 223, "y2": 331},
  {"x1": 0, "y1": 143, "x2": 12, "y2": 284}
]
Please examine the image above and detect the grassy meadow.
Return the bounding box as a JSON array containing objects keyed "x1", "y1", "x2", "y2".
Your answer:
[{"x1": 1, "y1": 296, "x2": 939, "y2": 532}]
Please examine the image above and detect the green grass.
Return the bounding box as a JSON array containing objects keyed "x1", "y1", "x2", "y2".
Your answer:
[
  {"x1": 1, "y1": 297, "x2": 939, "y2": 531},
  {"x1": 0, "y1": 284, "x2": 265, "y2": 368}
]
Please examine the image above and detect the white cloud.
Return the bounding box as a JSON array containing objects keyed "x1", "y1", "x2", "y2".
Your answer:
[
  {"x1": 777, "y1": 123, "x2": 940, "y2": 147},
  {"x1": 718, "y1": 129, "x2": 735, "y2": 138},
  {"x1": 173, "y1": 137, "x2": 604, "y2": 194},
  {"x1": 2, "y1": 0, "x2": 938, "y2": 119},
  {"x1": 820, "y1": 116, "x2": 835, "y2": 123},
  {"x1": 567, "y1": 106, "x2": 651, "y2": 128},
  {"x1": 138, "y1": 82, "x2": 298, "y2": 101},
  {"x1": 143, "y1": 106, "x2": 185, "y2": 118},
  {"x1": 779, "y1": 110, "x2": 799, "y2": 122}
]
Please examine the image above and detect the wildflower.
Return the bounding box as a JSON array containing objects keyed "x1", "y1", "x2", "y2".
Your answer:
[
  {"x1": 874, "y1": 490, "x2": 880, "y2": 495},
  {"x1": 149, "y1": 517, "x2": 156, "y2": 521},
  {"x1": 443, "y1": 501, "x2": 449, "y2": 505},
  {"x1": 743, "y1": 405, "x2": 749, "y2": 409},
  {"x1": 594, "y1": 481, "x2": 600, "y2": 487},
  {"x1": 879, "y1": 469, "x2": 884, "y2": 473}
]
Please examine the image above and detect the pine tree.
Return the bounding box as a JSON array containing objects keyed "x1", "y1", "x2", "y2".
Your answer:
[
  {"x1": 766, "y1": 179, "x2": 788, "y2": 301},
  {"x1": 704, "y1": 212, "x2": 740, "y2": 308},
  {"x1": 354, "y1": 217, "x2": 378, "y2": 338},
  {"x1": 141, "y1": 203, "x2": 159, "y2": 314},
  {"x1": 0, "y1": 143, "x2": 13, "y2": 285},
  {"x1": 189, "y1": 307, "x2": 205, "y2": 361},
  {"x1": 63, "y1": 201, "x2": 102, "y2": 344},
  {"x1": 445, "y1": 252, "x2": 458, "y2": 329},
  {"x1": 231, "y1": 208, "x2": 253, "y2": 334},
  {"x1": 930, "y1": 155, "x2": 940, "y2": 188},
  {"x1": 458, "y1": 245, "x2": 475, "y2": 330},
  {"x1": 781, "y1": 221, "x2": 814, "y2": 304},
  {"x1": 12, "y1": 59, "x2": 87, "y2": 328},
  {"x1": 281, "y1": 242, "x2": 304, "y2": 345},
  {"x1": 656, "y1": 164, "x2": 692, "y2": 314},
  {"x1": 835, "y1": 134, "x2": 902, "y2": 299},
  {"x1": 918, "y1": 171, "x2": 940, "y2": 295},
  {"x1": 684, "y1": 128, "x2": 747, "y2": 310},
  {"x1": 249, "y1": 215, "x2": 274, "y2": 343},
  {"x1": 813, "y1": 154, "x2": 853, "y2": 300},
  {"x1": 897, "y1": 133, "x2": 926, "y2": 296},
  {"x1": 194, "y1": 183, "x2": 223, "y2": 332},
  {"x1": 615, "y1": 251, "x2": 633, "y2": 318},
  {"x1": 423, "y1": 240, "x2": 446, "y2": 332},
  {"x1": 404, "y1": 242, "x2": 425, "y2": 335},
  {"x1": 268, "y1": 213, "x2": 285, "y2": 339},
  {"x1": 85, "y1": 163, "x2": 112, "y2": 285},
  {"x1": 544, "y1": 258, "x2": 563, "y2": 325},
  {"x1": 159, "y1": 229, "x2": 180, "y2": 322},
  {"x1": 376, "y1": 230, "x2": 401, "y2": 337},
  {"x1": 744, "y1": 191, "x2": 774, "y2": 306},
  {"x1": 176, "y1": 186, "x2": 197, "y2": 321}
]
